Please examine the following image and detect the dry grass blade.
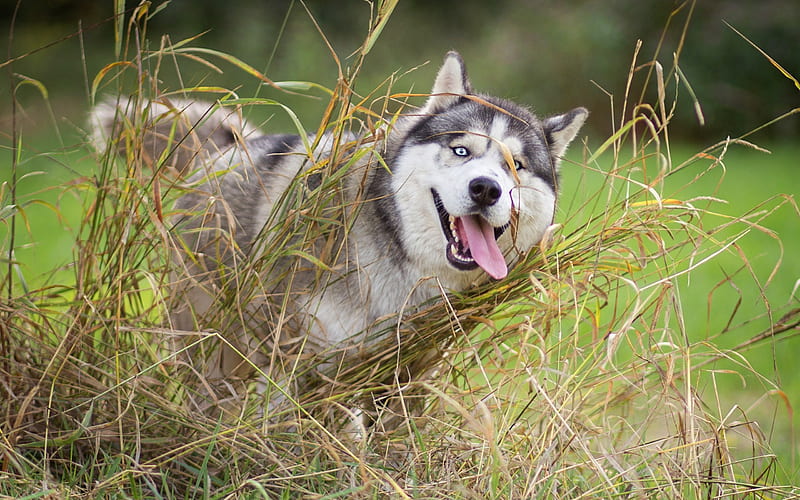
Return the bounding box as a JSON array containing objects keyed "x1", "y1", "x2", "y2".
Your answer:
[{"x1": 724, "y1": 21, "x2": 800, "y2": 92}]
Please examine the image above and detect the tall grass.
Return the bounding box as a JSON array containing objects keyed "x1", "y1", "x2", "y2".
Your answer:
[{"x1": 2, "y1": 1, "x2": 798, "y2": 497}]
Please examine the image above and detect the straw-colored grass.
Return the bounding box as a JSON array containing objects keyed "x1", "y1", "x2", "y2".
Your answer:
[{"x1": 2, "y1": 2, "x2": 798, "y2": 498}]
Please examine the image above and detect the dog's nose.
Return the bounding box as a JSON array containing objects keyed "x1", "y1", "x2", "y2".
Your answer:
[{"x1": 469, "y1": 177, "x2": 502, "y2": 207}]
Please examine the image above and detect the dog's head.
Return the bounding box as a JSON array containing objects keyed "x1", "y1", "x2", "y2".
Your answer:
[{"x1": 387, "y1": 52, "x2": 587, "y2": 288}]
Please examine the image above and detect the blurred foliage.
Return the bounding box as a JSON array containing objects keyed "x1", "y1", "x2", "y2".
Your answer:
[{"x1": 2, "y1": 0, "x2": 798, "y2": 141}]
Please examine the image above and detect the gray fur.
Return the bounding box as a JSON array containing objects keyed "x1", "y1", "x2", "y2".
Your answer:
[{"x1": 91, "y1": 51, "x2": 588, "y2": 412}]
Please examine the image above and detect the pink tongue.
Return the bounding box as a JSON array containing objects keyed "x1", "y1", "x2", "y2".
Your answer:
[{"x1": 460, "y1": 215, "x2": 508, "y2": 279}]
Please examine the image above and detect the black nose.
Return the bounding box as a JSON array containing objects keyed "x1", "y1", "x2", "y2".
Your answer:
[{"x1": 469, "y1": 177, "x2": 502, "y2": 207}]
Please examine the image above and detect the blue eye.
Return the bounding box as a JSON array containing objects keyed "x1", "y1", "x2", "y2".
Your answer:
[
  {"x1": 452, "y1": 146, "x2": 470, "y2": 157},
  {"x1": 514, "y1": 159, "x2": 524, "y2": 170}
]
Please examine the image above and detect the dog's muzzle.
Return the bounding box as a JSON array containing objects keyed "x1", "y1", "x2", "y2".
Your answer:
[{"x1": 431, "y1": 189, "x2": 509, "y2": 279}]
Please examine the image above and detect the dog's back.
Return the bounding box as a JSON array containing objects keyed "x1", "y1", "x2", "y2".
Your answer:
[{"x1": 91, "y1": 97, "x2": 256, "y2": 176}]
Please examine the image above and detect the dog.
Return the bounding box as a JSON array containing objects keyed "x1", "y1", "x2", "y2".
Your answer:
[{"x1": 91, "y1": 51, "x2": 587, "y2": 415}]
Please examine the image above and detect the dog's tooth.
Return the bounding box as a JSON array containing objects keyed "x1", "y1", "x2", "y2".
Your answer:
[
  {"x1": 450, "y1": 245, "x2": 461, "y2": 260},
  {"x1": 449, "y1": 243, "x2": 473, "y2": 264}
]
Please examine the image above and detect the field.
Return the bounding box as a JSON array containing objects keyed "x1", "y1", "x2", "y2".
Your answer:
[
  {"x1": 562, "y1": 140, "x2": 800, "y2": 460},
  {"x1": 2, "y1": 2, "x2": 799, "y2": 497},
  {"x1": 3, "y1": 131, "x2": 798, "y2": 497}
]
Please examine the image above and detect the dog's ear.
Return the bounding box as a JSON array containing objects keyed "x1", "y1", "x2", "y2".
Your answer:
[
  {"x1": 421, "y1": 51, "x2": 472, "y2": 115},
  {"x1": 543, "y1": 107, "x2": 588, "y2": 159}
]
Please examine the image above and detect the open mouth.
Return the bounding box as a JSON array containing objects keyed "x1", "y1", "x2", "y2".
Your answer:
[{"x1": 432, "y1": 189, "x2": 509, "y2": 279}]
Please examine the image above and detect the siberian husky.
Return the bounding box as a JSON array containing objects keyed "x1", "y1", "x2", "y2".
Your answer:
[{"x1": 91, "y1": 51, "x2": 587, "y2": 413}]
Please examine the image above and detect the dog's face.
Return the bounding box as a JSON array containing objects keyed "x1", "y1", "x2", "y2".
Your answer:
[{"x1": 390, "y1": 52, "x2": 587, "y2": 288}]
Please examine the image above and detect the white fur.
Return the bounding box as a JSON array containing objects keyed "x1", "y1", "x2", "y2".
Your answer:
[
  {"x1": 90, "y1": 51, "x2": 587, "y2": 415},
  {"x1": 389, "y1": 112, "x2": 558, "y2": 290}
]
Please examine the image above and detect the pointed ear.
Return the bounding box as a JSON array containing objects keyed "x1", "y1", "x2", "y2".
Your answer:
[
  {"x1": 543, "y1": 107, "x2": 588, "y2": 158},
  {"x1": 420, "y1": 51, "x2": 472, "y2": 114}
]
